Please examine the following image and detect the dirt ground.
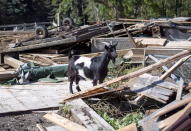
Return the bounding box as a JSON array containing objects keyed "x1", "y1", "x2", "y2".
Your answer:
[{"x1": 0, "y1": 111, "x2": 53, "y2": 131}]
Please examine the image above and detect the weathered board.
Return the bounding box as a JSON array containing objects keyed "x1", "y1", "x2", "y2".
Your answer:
[
  {"x1": 68, "y1": 99, "x2": 115, "y2": 131},
  {"x1": 0, "y1": 81, "x2": 93, "y2": 114},
  {"x1": 126, "y1": 73, "x2": 178, "y2": 103}
]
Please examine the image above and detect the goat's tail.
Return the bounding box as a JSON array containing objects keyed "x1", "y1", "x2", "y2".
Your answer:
[{"x1": 68, "y1": 50, "x2": 75, "y2": 59}]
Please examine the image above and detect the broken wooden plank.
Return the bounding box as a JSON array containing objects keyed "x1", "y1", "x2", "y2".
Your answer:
[
  {"x1": 63, "y1": 49, "x2": 191, "y2": 102},
  {"x1": 1, "y1": 37, "x2": 77, "y2": 53},
  {"x1": 67, "y1": 99, "x2": 115, "y2": 131},
  {"x1": 124, "y1": 28, "x2": 138, "y2": 48},
  {"x1": 153, "y1": 97, "x2": 191, "y2": 118},
  {"x1": 148, "y1": 55, "x2": 179, "y2": 81},
  {"x1": 0, "y1": 70, "x2": 17, "y2": 82},
  {"x1": 158, "y1": 103, "x2": 191, "y2": 129},
  {"x1": 162, "y1": 103, "x2": 191, "y2": 130},
  {"x1": 0, "y1": 66, "x2": 6, "y2": 71},
  {"x1": 176, "y1": 84, "x2": 184, "y2": 100},
  {"x1": 31, "y1": 55, "x2": 57, "y2": 65},
  {"x1": 20, "y1": 57, "x2": 49, "y2": 66},
  {"x1": 36, "y1": 124, "x2": 47, "y2": 131},
  {"x1": 0, "y1": 81, "x2": 92, "y2": 114},
  {"x1": 4, "y1": 56, "x2": 24, "y2": 68},
  {"x1": 165, "y1": 41, "x2": 191, "y2": 48},
  {"x1": 43, "y1": 113, "x2": 88, "y2": 131},
  {"x1": 116, "y1": 123, "x2": 137, "y2": 131},
  {"x1": 160, "y1": 55, "x2": 191, "y2": 80},
  {"x1": 46, "y1": 125, "x2": 67, "y2": 131},
  {"x1": 134, "y1": 38, "x2": 167, "y2": 47},
  {"x1": 127, "y1": 73, "x2": 176, "y2": 103}
]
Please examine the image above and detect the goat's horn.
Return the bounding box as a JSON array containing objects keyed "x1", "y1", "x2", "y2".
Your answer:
[
  {"x1": 110, "y1": 41, "x2": 113, "y2": 45},
  {"x1": 102, "y1": 42, "x2": 110, "y2": 46}
]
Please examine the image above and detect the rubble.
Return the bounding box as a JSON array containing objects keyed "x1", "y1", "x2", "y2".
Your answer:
[{"x1": 1, "y1": 17, "x2": 191, "y2": 130}]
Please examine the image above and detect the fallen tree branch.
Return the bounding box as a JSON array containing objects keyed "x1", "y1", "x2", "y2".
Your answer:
[{"x1": 63, "y1": 49, "x2": 191, "y2": 102}]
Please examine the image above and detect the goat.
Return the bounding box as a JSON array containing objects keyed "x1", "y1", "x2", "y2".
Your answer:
[{"x1": 68, "y1": 41, "x2": 118, "y2": 94}]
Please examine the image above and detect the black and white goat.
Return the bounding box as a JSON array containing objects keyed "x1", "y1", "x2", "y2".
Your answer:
[{"x1": 68, "y1": 41, "x2": 118, "y2": 94}]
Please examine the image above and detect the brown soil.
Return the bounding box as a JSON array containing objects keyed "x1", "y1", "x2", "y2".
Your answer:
[{"x1": 0, "y1": 111, "x2": 53, "y2": 131}]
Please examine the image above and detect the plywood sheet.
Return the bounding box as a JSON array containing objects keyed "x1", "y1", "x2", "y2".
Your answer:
[{"x1": 0, "y1": 81, "x2": 92, "y2": 114}]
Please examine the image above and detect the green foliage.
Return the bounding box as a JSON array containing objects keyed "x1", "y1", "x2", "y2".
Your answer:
[
  {"x1": 99, "y1": 112, "x2": 144, "y2": 129},
  {"x1": 60, "y1": 104, "x2": 72, "y2": 115},
  {"x1": 1, "y1": 0, "x2": 191, "y2": 25}
]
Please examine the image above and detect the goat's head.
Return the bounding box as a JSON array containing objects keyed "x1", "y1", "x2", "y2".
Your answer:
[{"x1": 102, "y1": 41, "x2": 118, "y2": 63}]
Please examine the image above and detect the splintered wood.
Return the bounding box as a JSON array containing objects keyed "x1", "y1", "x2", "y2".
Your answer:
[
  {"x1": 63, "y1": 49, "x2": 191, "y2": 102},
  {"x1": 43, "y1": 113, "x2": 88, "y2": 131}
]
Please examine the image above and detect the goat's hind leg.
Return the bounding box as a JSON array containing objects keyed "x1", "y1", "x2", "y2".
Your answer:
[
  {"x1": 75, "y1": 77, "x2": 81, "y2": 92},
  {"x1": 69, "y1": 77, "x2": 74, "y2": 94}
]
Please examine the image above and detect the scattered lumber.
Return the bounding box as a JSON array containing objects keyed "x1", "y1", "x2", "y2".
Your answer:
[
  {"x1": 158, "y1": 103, "x2": 191, "y2": 130},
  {"x1": 43, "y1": 113, "x2": 88, "y2": 131},
  {"x1": 63, "y1": 49, "x2": 191, "y2": 102},
  {"x1": 4, "y1": 56, "x2": 24, "y2": 68},
  {"x1": 164, "y1": 103, "x2": 191, "y2": 130},
  {"x1": 138, "y1": 97, "x2": 191, "y2": 131},
  {"x1": 148, "y1": 55, "x2": 181, "y2": 83},
  {"x1": 153, "y1": 97, "x2": 191, "y2": 118},
  {"x1": 127, "y1": 73, "x2": 177, "y2": 103},
  {"x1": 160, "y1": 55, "x2": 191, "y2": 80},
  {"x1": 67, "y1": 99, "x2": 115, "y2": 131}
]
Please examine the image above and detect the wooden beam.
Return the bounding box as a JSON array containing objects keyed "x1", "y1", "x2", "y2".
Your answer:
[
  {"x1": 63, "y1": 49, "x2": 191, "y2": 102},
  {"x1": 43, "y1": 113, "x2": 88, "y2": 131},
  {"x1": 153, "y1": 97, "x2": 191, "y2": 118},
  {"x1": 160, "y1": 55, "x2": 191, "y2": 80},
  {"x1": 148, "y1": 55, "x2": 181, "y2": 84},
  {"x1": 31, "y1": 54, "x2": 57, "y2": 65},
  {"x1": 0, "y1": 70, "x2": 17, "y2": 82},
  {"x1": 4, "y1": 56, "x2": 24, "y2": 68},
  {"x1": 0, "y1": 66, "x2": 6, "y2": 71},
  {"x1": 67, "y1": 99, "x2": 115, "y2": 131},
  {"x1": 20, "y1": 57, "x2": 49, "y2": 66},
  {"x1": 1, "y1": 37, "x2": 77, "y2": 53}
]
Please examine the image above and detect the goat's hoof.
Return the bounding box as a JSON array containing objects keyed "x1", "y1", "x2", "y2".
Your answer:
[{"x1": 76, "y1": 88, "x2": 81, "y2": 92}]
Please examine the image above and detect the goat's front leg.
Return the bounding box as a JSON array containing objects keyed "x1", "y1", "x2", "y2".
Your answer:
[
  {"x1": 93, "y1": 75, "x2": 98, "y2": 86},
  {"x1": 93, "y1": 80, "x2": 97, "y2": 86},
  {"x1": 75, "y1": 77, "x2": 81, "y2": 92}
]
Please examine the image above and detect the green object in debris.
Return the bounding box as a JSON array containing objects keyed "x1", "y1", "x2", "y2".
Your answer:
[
  {"x1": 38, "y1": 74, "x2": 63, "y2": 83},
  {"x1": 23, "y1": 64, "x2": 68, "y2": 82}
]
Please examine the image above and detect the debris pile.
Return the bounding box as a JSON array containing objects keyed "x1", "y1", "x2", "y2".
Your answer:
[{"x1": 0, "y1": 17, "x2": 191, "y2": 130}]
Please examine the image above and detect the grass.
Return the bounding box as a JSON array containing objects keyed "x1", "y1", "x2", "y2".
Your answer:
[
  {"x1": 98, "y1": 111, "x2": 144, "y2": 129},
  {"x1": 59, "y1": 104, "x2": 73, "y2": 116}
]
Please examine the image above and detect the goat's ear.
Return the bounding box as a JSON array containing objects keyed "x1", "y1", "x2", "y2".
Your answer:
[{"x1": 105, "y1": 45, "x2": 109, "y2": 50}]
